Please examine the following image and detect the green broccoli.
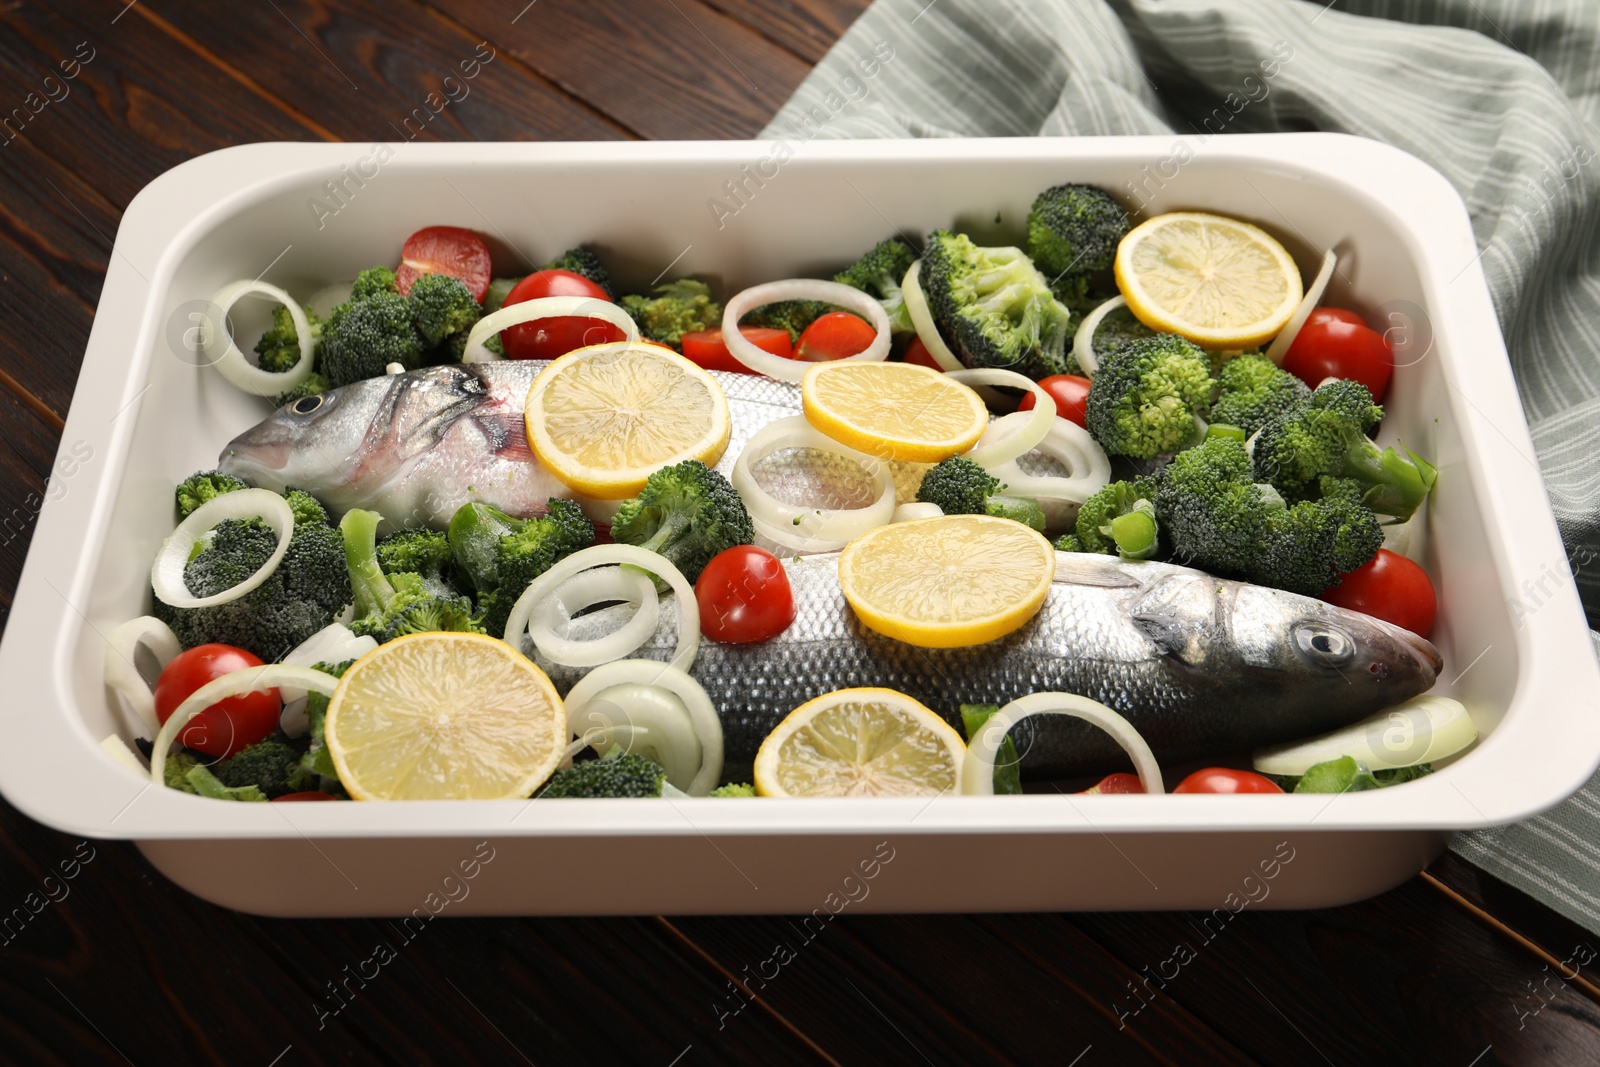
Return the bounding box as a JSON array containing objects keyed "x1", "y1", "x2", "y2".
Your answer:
[
  {"x1": 214, "y1": 735, "x2": 314, "y2": 799},
  {"x1": 833, "y1": 236, "x2": 918, "y2": 334},
  {"x1": 1251, "y1": 379, "x2": 1436, "y2": 520},
  {"x1": 447, "y1": 499, "x2": 595, "y2": 636},
  {"x1": 1209, "y1": 354, "x2": 1311, "y2": 436},
  {"x1": 408, "y1": 272, "x2": 481, "y2": 355},
  {"x1": 914, "y1": 457, "x2": 1046, "y2": 531},
  {"x1": 273, "y1": 372, "x2": 332, "y2": 410},
  {"x1": 1084, "y1": 334, "x2": 1214, "y2": 459},
  {"x1": 320, "y1": 286, "x2": 424, "y2": 386},
  {"x1": 710, "y1": 782, "x2": 757, "y2": 797},
  {"x1": 1251, "y1": 477, "x2": 1383, "y2": 595},
  {"x1": 377, "y1": 527, "x2": 462, "y2": 598},
  {"x1": 1082, "y1": 303, "x2": 1157, "y2": 365},
  {"x1": 341, "y1": 509, "x2": 483, "y2": 642},
  {"x1": 920, "y1": 229, "x2": 1077, "y2": 381},
  {"x1": 1155, "y1": 436, "x2": 1280, "y2": 577},
  {"x1": 541, "y1": 247, "x2": 614, "y2": 300},
  {"x1": 1075, "y1": 478, "x2": 1160, "y2": 560},
  {"x1": 176, "y1": 469, "x2": 249, "y2": 518},
  {"x1": 610, "y1": 460, "x2": 755, "y2": 585},
  {"x1": 740, "y1": 299, "x2": 833, "y2": 343},
  {"x1": 1025, "y1": 183, "x2": 1129, "y2": 306},
  {"x1": 538, "y1": 750, "x2": 669, "y2": 798},
  {"x1": 154, "y1": 486, "x2": 352, "y2": 660},
  {"x1": 620, "y1": 279, "x2": 722, "y2": 349},
  {"x1": 1052, "y1": 532, "x2": 1084, "y2": 552},
  {"x1": 351, "y1": 265, "x2": 399, "y2": 300},
  {"x1": 253, "y1": 305, "x2": 321, "y2": 374},
  {"x1": 299, "y1": 659, "x2": 354, "y2": 784},
  {"x1": 164, "y1": 751, "x2": 268, "y2": 801}
]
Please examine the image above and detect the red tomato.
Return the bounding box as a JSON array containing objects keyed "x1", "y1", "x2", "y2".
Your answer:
[
  {"x1": 153, "y1": 644, "x2": 281, "y2": 759},
  {"x1": 1081, "y1": 772, "x2": 1145, "y2": 794},
  {"x1": 680, "y1": 327, "x2": 792, "y2": 375},
  {"x1": 794, "y1": 311, "x2": 876, "y2": 362},
  {"x1": 695, "y1": 545, "x2": 796, "y2": 643},
  {"x1": 1282, "y1": 308, "x2": 1393, "y2": 400},
  {"x1": 1018, "y1": 374, "x2": 1092, "y2": 429},
  {"x1": 1321, "y1": 548, "x2": 1437, "y2": 636},
  {"x1": 902, "y1": 337, "x2": 943, "y2": 370},
  {"x1": 1173, "y1": 768, "x2": 1284, "y2": 794},
  {"x1": 273, "y1": 791, "x2": 338, "y2": 802},
  {"x1": 394, "y1": 226, "x2": 492, "y2": 302},
  {"x1": 499, "y1": 270, "x2": 625, "y2": 361}
]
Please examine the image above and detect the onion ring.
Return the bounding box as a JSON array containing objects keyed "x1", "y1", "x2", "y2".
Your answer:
[
  {"x1": 563, "y1": 660, "x2": 724, "y2": 795},
  {"x1": 104, "y1": 616, "x2": 181, "y2": 737},
  {"x1": 462, "y1": 296, "x2": 641, "y2": 362},
  {"x1": 892, "y1": 502, "x2": 943, "y2": 523},
  {"x1": 961, "y1": 692, "x2": 1164, "y2": 796},
  {"x1": 1071, "y1": 294, "x2": 1127, "y2": 377},
  {"x1": 1264, "y1": 249, "x2": 1337, "y2": 365},
  {"x1": 201, "y1": 280, "x2": 317, "y2": 396},
  {"x1": 722, "y1": 280, "x2": 891, "y2": 381},
  {"x1": 901, "y1": 259, "x2": 964, "y2": 372},
  {"x1": 732, "y1": 415, "x2": 896, "y2": 553},
  {"x1": 529, "y1": 566, "x2": 660, "y2": 668},
  {"x1": 150, "y1": 665, "x2": 340, "y2": 787},
  {"x1": 944, "y1": 368, "x2": 1053, "y2": 469},
  {"x1": 987, "y1": 417, "x2": 1111, "y2": 529},
  {"x1": 279, "y1": 622, "x2": 376, "y2": 702},
  {"x1": 151, "y1": 489, "x2": 294, "y2": 610}
]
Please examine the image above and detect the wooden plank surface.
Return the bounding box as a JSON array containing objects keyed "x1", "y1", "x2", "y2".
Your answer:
[{"x1": 1, "y1": 1, "x2": 1598, "y2": 1064}]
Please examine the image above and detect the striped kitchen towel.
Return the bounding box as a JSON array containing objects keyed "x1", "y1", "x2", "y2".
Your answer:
[{"x1": 763, "y1": 0, "x2": 1600, "y2": 929}]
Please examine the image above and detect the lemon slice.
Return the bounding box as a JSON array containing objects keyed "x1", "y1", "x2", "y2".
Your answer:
[
  {"x1": 325, "y1": 632, "x2": 567, "y2": 800},
  {"x1": 801, "y1": 361, "x2": 988, "y2": 463},
  {"x1": 753, "y1": 687, "x2": 965, "y2": 797},
  {"x1": 1114, "y1": 212, "x2": 1303, "y2": 349},
  {"x1": 838, "y1": 514, "x2": 1055, "y2": 648},
  {"x1": 525, "y1": 341, "x2": 731, "y2": 499}
]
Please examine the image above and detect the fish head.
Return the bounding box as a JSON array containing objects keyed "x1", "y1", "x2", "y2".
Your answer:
[{"x1": 217, "y1": 378, "x2": 394, "y2": 495}]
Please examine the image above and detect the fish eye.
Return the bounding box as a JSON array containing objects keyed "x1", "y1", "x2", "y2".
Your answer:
[
  {"x1": 1294, "y1": 624, "x2": 1354, "y2": 665},
  {"x1": 289, "y1": 394, "x2": 323, "y2": 415}
]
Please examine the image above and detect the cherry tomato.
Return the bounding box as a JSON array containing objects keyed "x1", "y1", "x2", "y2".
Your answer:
[
  {"x1": 695, "y1": 545, "x2": 796, "y2": 643},
  {"x1": 273, "y1": 791, "x2": 338, "y2": 802},
  {"x1": 1081, "y1": 772, "x2": 1145, "y2": 794},
  {"x1": 902, "y1": 337, "x2": 943, "y2": 370},
  {"x1": 794, "y1": 311, "x2": 876, "y2": 362},
  {"x1": 680, "y1": 327, "x2": 792, "y2": 375},
  {"x1": 1282, "y1": 307, "x2": 1393, "y2": 400},
  {"x1": 394, "y1": 226, "x2": 492, "y2": 302},
  {"x1": 153, "y1": 644, "x2": 281, "y2": 759},
  {"x1": 1173, "y1": 768, "x2": 1284, "y2": 794},
  {"x1": 499, "y1": 269, "x2": 625, "y2": 361},
  {"x1": 1017, "y1": 374, "x2": 1092, "y2": 429},
  {"x1": 1321, "y1": 548, "x2": 1437, "y2": 636}
]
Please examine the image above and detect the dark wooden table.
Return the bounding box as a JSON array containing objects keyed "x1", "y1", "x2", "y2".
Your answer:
[{"x1": 2, "y1": 2, "x2": 1599, "y2": 1063}]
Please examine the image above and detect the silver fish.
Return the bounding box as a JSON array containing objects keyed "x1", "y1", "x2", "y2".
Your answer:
[
  {"x1": 218, "y1": 362, "x2": 805, "y2": 528},
  {"x1": 536, "y1": 552, "x2": 1443, "y2": 781}
]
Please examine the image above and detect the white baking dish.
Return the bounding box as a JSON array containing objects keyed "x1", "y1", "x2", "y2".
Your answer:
[{"x1": 3, "y1": 136, "x2": 1596, "y2": 916}]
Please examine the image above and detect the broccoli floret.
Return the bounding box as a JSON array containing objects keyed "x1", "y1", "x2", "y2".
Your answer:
[
  {"x1": 1155, "y1": 436, "x2": 1280, "y2": 577},
  {"x1": 1251, "y1": 477, "x2": 1383, "y2": 594},
  {"x1": 176, "y1": 469, "x2": 248, "y2": 518},
  {"x1": 538, "y1": 750, "x2": 668, "y2": 798},
  {"x1": 1210, "y1": 355, "x2": 1312, "y2": 436},
  {"x1": 408, "y1": 272, "x2": 482, "y2": 351},
  {"x1": 833, "y1": 236, "x2": 919, "y2": 334},
  {"x1": 214, "y1": 736, "x2": 313, "y2": 799},
  {"x1": 620, "y1": 280, "x2": 722, "y2": 349},
  {"x1": 1052, "y1": 532, "x2": 1083, "y2": 552},
  {"x1": 1252, "y1": 379, "x2": 1436, "y2": 520},
  {"x1": 447, "y1": 500, "x2": 595, "y2": 636},
  {"x1": 299, "y1": 659, "x2": 354, "y2": 784},
  {"x1": 320, "y1": 289, "x2": 424, "y2": 386},
  {"x1": 610, "y1": 461, "x2": 755, "y2": 585},
  {"x1": 541, "y1": 247, "x2": 615, "y2": 300},
  {"x1": 285, "y1": 489, "x2": 328, "y2": 527},
  {"x1": 710, "y1": 782, "x2": 757, "y2": 797},
  {"x1": 1084, "y1": 334, "x2": 1214, "y2": 459},
  {"x1": 920, "y1": 230, "x2": 1077, "y2": 381},
  {"x1": 1084, "y1": 303, "x2": 1158, "y2": 365},
  {"x1": 1025, "y1": 184, "x2": 1129, "y2": 306},
  {"x1": 164, "y1": 751, "x2": 269, "y2": 801},
  {"x1": 350, "y1": 266, "x2": 399, "y2": 300},
  {"x1": 182, "y1": 518, "x2": 277, "y2": 594},
  {"x1": 914, "y1": 457, "x2": 1046, "y2": 531},
  {"x1": 253, "y1": 305, "x2": 322, "y2": 374},
  {"x1": 1075, "y1": 478, "x2": 1160, "y2": 560},
  {"x1": 739, "y1": 299, "x2": 833, "y2": 343},
  {"x1": 273, "y1": 372, "x2": 332, "y2": 409},
  {"x1": 341, "y1": 509, "x2": 483, "y2": 642},
  {"x1": 377, "y1": 527, "x2": 461, "y2": 597}
]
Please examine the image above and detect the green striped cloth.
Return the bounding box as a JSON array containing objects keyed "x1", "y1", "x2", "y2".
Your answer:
[{"x1": 764, "y1": 0, "x2": 1600, "y2": 928}]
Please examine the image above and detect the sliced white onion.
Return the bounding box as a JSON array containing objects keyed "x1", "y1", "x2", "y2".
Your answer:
[
  {"x1": 280, "y1": 697, "x2": 310, "y2": 739},
  {"x1": 732, "y1": 415, "x2": 896, "y2": 552},
  {"x1": 722, "y1": 279, "x2": 891, "y2": 381},
  {"x1": 529, "y1": 566, "x2": 660, "y2": 668},
  {"x1": 1071, "y1": 294, "x2": 1127, "y2": 377},
  {"x1": 279, "y1": 622, "x2": 375, "y2": 702},
  {"x1": 987, "y1": 417, "x2": 1112, "y2": 529},
  {"x1": 961, "y1": 692, "x2": 1164, "y2": 796},
  {"x1": 901, "y1": 259, "x2": 965, "y2": 372},
  {"x1": 1253, "y1": 694, "x2": 1474, "y2": 777},
  {"x1": 946, "y1": 369, "x2": 1054, "y2": 468},
  {"x1": 201, "y1": 279, "x2": 316, "y2": 396},
  {"x1": 563, "y1": 660, "x2": 724, "y2": 795},
  {"x1": 461, "y1": 296, "x2": 641, "y2": 362},
  {"x1": 151, "y1": 489, "x2": 295, "y2": 610},
  {"x1": 105, "y1": 616, "x2": 181, "y2": 737},
  {"x1": 1264, "y1": 249, "x2": 1337, "y2": 365},
  {"x1": 502, "y1": 544, "x2": 700, "y2": 674},
  {"x1": 150, "y1": 665, "x2": 340, "y2": 787},
  {"x1": 101, "y1": 734, "x2": 149, "y2": 776},
  {"x1": 893, "y1": 502, "x2": 943, "y2": 523}
]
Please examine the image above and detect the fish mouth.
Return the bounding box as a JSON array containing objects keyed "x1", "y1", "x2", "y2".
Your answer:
[
  {"x1": 218, "y1": 437, "x2": 291, "y2": 485},
  {"x1": 1398, "y1": 627, "x2": 1444, "y2": 678}
]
